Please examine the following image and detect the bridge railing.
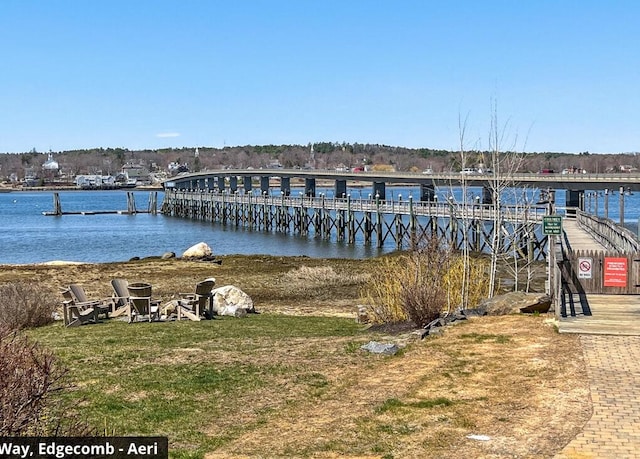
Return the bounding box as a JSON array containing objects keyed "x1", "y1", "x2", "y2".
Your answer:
[
  {"x1": 576, "y1": 210, "x2": 640, "y2": 252},
  {"x1": 165, "y1": 189, "x2": 548, "y2": 224}
]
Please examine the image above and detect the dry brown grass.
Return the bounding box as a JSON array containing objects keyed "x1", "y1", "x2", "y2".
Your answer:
[{"x1": 203, "y1": 316, "x2": 590, "y2": 459}]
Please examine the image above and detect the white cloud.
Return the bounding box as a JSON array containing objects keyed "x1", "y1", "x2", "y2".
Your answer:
[{"x1": 156, "y1": 132, "x2": 181, "y2": 138}]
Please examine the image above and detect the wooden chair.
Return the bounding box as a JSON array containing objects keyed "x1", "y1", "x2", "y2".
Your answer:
[
  {"x1": 127, "y1": 282, "x2": 161, "y2": 323},
  {"x1": 69, "y1": 284, "x2": 112, "y2": 319},
  {"x1": 61, "y1": 288, "x2": 99, "y2": 327},
  {"x1": 110, "y1": 278, "x2": 132, "y2": 318},
  {"x1": 177, "y1": 278, "x2": 216, "y2": 321}
]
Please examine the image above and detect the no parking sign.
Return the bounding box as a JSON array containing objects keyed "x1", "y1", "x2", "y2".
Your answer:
[{"x1": 578, "y1": 257, "x2": 592, "y2": 279}]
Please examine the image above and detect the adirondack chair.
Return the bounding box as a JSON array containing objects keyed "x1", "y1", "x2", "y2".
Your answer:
[
  {"x1": 177, "y1": 278, "x2": 216, "y2": 321},
  {"x1": 61, "y1": 288, "x2": 99, "y2": 327},
  {"x1": 110, "y1": 278, "x2": 132, "y2": 318},
  {"x1": 127, "y1": 282, "x2": 161, "y2": 323},
  {"x1": 69, "y1": 283, "x2": 111, "y2": 319}
]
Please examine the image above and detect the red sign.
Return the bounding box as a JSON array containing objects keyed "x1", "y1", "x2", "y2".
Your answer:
[{"x1": 604, "y1": 257, "x2": 628, "y2": 287}]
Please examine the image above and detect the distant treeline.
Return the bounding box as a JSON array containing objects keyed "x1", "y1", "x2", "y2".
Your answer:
[{"x1": 1, "y1": 143, "x2": 639, "y2": 180}]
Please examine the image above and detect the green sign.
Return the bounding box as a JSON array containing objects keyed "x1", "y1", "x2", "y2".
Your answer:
[{"x1": 543, "y1": 216, "x2": 563, "y2": 235}]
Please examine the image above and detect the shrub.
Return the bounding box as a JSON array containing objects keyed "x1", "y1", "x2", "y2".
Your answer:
[
  {"x1": 360, "y1": 256, "x2": 407, "y2": 324},
  {"x1": 397, "y1": 243, "x2": 451, "y2": 327},
  {"x1": 0, "y1": 325, "x2": 94, "y2": 436},
  {"x1": 0, "y1": 282, "x2": 58, "y2": 330},
  {"x1": 444, "y1": 255, "x2": 490, "y2": 310},
  {"x1": 361, "y1": 238, "x2": 490, "y2": 327}
]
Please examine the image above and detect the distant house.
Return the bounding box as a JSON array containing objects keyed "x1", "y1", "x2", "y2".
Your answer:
[
  {"x1": 168, "y1": 162, "x2": 189, "y2": 176},
  {"x1": 122, "y1": 163, "x2": 151, "y2": 184},
  {"x1": 75, "y1": 175, "x2": 117, "y2": 189},
  {"x1": 620, "y1": 165, "x2": 637, "y2": 173}
]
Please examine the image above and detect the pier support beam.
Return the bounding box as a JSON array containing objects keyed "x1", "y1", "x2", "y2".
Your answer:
[
  {"x1": 281, "y1": 177, "x2": 291, "y2": 196},
  {"x1": 217, "y1": 176, "x2": 226, "y2": 192},
  {"x1": 229, "y1": 176, "x2": 238, "y2": 193},
  {"x1": 482, "y1": 186, "x2": 493, "y2": 205},
  {"x1": 260, "y1": 176, "x2": 270, "y2": 195},
  {"x1": 420, "y1": 184, "x2": 435, "y2": 202},
  {"x1": 304, "y1": 178, "x2": 316, "y2": 197},
  {"x1": 565, "y1": 190, "x2": 583, "y2": 217},
  {"x1": 207, "y1": 177, "x2": 215, "y2": 191},
  {"x1": 127, "y1": 192, "x2": 136, "y2": 214},
  {"x1": 373, "y1": 182, "x2": 386, "y2": 200},
  {"x1": 335, "y1": 180, "x2": 347, "y2": 198},
  {"x1": 243, "y1": 176, "x2": 253, "y2": 193},
  {"x1": 52, "y1": 192, "x2": 62, "y2": 215}
]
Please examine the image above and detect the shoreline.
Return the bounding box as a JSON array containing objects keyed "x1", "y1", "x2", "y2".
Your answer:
[{"x1": 0, "y1": 185, "x2": 163, "y2": 192}]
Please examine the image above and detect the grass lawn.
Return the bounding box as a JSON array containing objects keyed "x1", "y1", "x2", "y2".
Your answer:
[
  {"x1": 28, "y1": 313, "x2": 590, "y2": 459},
  {"x1": 9, "y1": 255, "x2": 590, "y2": 458},
  {"x1": 29, "y1": 314, "x2": 370, "y2": 458}
]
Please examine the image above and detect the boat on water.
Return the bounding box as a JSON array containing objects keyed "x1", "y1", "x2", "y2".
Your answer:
[{"x1": 121, "y1": 178, "x2": 138, "y2": 188}]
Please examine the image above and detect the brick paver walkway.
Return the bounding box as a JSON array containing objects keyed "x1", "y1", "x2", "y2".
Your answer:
[{"x1": 555, "y1": 335, "x2": 640, "y2": 458}]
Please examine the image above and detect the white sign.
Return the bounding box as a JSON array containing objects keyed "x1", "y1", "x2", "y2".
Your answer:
[{"x1": 578, "y1": 257, "x2": 593, "y2": 279}]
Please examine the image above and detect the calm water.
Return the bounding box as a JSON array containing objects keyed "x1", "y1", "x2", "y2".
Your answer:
[{"x1": 1, "y1": 187, "x2": 639, "y2": 264}]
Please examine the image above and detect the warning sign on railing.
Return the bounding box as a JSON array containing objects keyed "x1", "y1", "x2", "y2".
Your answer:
[
  {"x1": 578, "y1": 257, "x2": 592, "y2": 279},
  {"x1": 604, "y1": 257, "x2": 628, "y2": 287}
]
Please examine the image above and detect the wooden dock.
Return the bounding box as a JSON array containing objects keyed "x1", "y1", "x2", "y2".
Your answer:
[
  {"x1": 562, "y1": 219, "x2": 608, "y2": 252},
  {"x1": 558, "y1": 294, "x2": 640, "y2": 335},
  {"x1": 42, "y1": 191, "x2": 158, "y2": 216},
  {"x1": 558, "y1": 216, "x2": 640, "y2": 336}
]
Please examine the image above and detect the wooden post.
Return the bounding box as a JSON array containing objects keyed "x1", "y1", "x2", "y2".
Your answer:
[
  {"x1": 619, "y1": 186, "x2": 625, "y2": 226},
  {"x1": 127, "y1": 192, "x2": 136, "y2": 214},
  {"x1": 395, "y1": 214, "x2": 403, "y2": 250},
  {"x1": 52, "y1": 192, "x2": 62, "y2": 216},
  {"x1": 347, "y1": 195, "x2": 355, "y2": 244},
  {"x1": 364, "y1": 211, "x2": 372, "y2": 244},
  {"x1": 301, "y1": 194, "x2": 308, "y2": 236},
  {"x1": 376, "y1": 195, "x2": 383, "y2": 248},
  {"x1": 409, "y1": 196, "x2": 416, "y2": 249}
]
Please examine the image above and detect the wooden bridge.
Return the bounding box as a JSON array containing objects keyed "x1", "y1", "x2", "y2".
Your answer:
[
  {"x1": 160, "y1": 184, "x2": 640, "y2": 335},
  {"x1": 161, "y1": 189, "x2": 551, "y2": 258},
  {"x1": 556, "y1": 211, "x2": 640, "y2": 335}
]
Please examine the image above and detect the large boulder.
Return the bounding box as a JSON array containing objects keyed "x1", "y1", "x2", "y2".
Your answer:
[
  {"x1": 182, "y1": 242, "x2": 212, "y2": 260},
  {"x1": 478, "y1": 292, "x2": 552, "y2": 316},
  {"x1": 211, "y1": 285, "x2": 255, "y2": 317}
]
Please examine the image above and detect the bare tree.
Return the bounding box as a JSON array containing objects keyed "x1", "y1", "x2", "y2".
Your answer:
[{"x1": 485, "y1": 98, "x2": 532, "y2": 295}]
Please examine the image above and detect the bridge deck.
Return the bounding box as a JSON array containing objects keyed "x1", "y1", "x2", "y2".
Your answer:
[{"x1": 562, "y1": 219, "x2": 607, "y2": 252}]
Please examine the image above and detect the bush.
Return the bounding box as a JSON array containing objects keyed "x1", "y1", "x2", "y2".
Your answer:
[
  {"x1": 360, "y1": 256, "x2": 408, "y2": 324},
  {"x1": 361, "y1": 238, "x2": 490, "y2": 327},
  {"x1": 0, "y1": 325, "x2": 94, "y2": 436},
  {"x1": 0, "y1": 282, "x2": 58, "y2": 330},
  {"x1": 397, "y1": 242, "x2": 452, "y2": 327}
]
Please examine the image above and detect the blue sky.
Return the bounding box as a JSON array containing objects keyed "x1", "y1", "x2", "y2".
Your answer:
[{"x1": 1, "y1": 1, "x2": 638, "y2": 154}]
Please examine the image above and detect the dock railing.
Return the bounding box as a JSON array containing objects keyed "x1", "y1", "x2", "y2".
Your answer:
[{"x1": 576, "y1": 210, "x2": 640, "y2": 253}]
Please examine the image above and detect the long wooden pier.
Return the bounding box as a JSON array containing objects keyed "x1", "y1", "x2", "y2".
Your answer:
[{"x1": 161, "y1": 189, "x2": 550, "y2": 258}]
